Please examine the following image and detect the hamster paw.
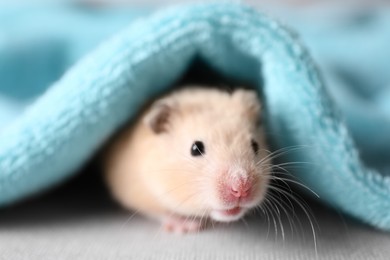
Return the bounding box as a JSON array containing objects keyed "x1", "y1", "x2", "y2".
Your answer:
[{"x1": 162, "y1": 215, "x2": 204, "y2": 234}]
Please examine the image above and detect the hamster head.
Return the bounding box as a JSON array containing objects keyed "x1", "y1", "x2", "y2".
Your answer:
[{"x1": 143, "y1": 87, "x2": 270, "y2": 222}]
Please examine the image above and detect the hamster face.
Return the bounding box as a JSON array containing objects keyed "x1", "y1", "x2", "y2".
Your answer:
[{"x1": 144, "y1": 88, "x2": 270, "y2": 222}]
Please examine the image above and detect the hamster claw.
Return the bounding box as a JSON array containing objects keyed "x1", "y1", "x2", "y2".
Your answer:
[{"x1": 162, "y1": 215, "x2": 204, "y2": 234}]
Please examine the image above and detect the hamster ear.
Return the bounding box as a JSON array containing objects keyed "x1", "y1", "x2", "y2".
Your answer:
[
  {"x1": 233, "y1": 89, "x2": 262, "y2": 124},
  {"x1": 143, "y1": 101, "x2": 173, "y2": 134}
]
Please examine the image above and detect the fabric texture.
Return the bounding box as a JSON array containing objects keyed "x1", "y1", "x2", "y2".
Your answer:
[{"x1": 0, "y1": 2, "x2": 390, "y2": 231}]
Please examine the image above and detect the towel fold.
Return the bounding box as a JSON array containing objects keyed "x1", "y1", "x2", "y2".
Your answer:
[{"x1": 1, "y1": 3, "x2": 389, "y2": 231}]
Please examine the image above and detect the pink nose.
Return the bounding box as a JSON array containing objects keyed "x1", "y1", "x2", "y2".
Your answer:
[{"x1": 230, "y1": 180, "x2": 251, "y2": 199}]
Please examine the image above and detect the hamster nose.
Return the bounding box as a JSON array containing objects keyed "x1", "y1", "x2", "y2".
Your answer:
[{"x1": 230, "y1": 180, "x2": 251, "y2": 199}]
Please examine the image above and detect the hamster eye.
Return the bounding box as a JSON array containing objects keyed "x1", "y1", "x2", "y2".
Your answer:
[
  {"x1": 191, "y1": 141, "x2": 205, "y2": 156},
  {"x1": 251, "y1": 139, "x2": 259, "y2": 155}
]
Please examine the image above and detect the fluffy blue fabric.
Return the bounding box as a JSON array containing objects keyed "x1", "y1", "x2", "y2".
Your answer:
[{"x1": 1, "y1": 3, "x2": 390, "y2": 230}]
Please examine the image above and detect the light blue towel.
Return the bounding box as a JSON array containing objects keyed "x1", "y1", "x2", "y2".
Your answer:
[{"x1": 1, "y1": 3, "x2": 390, "y2": 231}]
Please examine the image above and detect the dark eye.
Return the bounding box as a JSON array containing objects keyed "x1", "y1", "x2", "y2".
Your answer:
[
  {"x1": 191, "y1": 141, "x2": 205, "y2": 156},
  {"x1": 251, "y1": 139, "x2": 259, "y2": 155}
]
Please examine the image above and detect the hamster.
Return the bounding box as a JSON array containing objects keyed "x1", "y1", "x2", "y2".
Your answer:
[{"x1": 104, "y1": 86, "x2": 271, "y2": 233}]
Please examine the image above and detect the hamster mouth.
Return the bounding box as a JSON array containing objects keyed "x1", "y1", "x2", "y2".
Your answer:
[
  {"x1": 222, "y1": 207, "x2": 242, "y2": 216},
  {"x1": 210, "y1": 207, "x2": 247, "y2": 222}
]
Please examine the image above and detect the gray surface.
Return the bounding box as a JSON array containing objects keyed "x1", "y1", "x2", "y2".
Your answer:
[{"x1": 1, "y1": 173, "x2": 389, "y2": 260}]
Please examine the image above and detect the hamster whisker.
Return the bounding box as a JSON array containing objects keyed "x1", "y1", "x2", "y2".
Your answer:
[
  {"x1": 273, "y1": 161, "x2": 317, "y2": 168},
  {"x1": 259, "y1": 202, "x2": 272, "y2": 240},
  {"x1": 262, "y1": 199, "x2": 279, "y2": 241},
  {"x1": 266, "y1": 184, "x2": 319, "y2": 255},
  {"x1": 262, "y1": 160, "x2": 320, "y2": 199},
  {"x1": 120, "y1": 209, "x2": 142, "y2": 231},
  {"x1": 267, "y1": 181, "x2": 295, "y2": 207},
  {"x1": 270, "y1": 189, "x2": 304, "y2": 245},
  {"x1": 270, "y1": 175, "x2": 320, "y2": 198},
  {"x1": 256, "y1": 146, "x2": 293, "y2": 166},
  {"x1": 264, "y1": 167, "x2": 293, "y2": 178},
  {"x1": 262, "y1": 161, "x2": 314, "y2": 173},
  {"x1": 279, "y1": 193, "x2": 306, "y2": 242},
  {"x1": 195, "y1": 146, "x2": 212, "y2": 165},
  {"x1": 265, "y1": 192, "x2": 297, "y2": 240},
  {"x1": 268, "y1": 163, "x2": 318, "y2": 197},
  {"x1": 256, "y1": 145, "x2": 313, "y2": 167},
  {"x1": 266, "y1": 197, "x2": 286, "y2": 244},
  {"x1": 240, "y1": 216, "x2": 250, "y2": 230},
  {"x1": 262, "y1": 189, "x2": 305, "y2": 243},
  {"x1": 198, "y1": 208, "x2": 209, "y2": 233}
]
